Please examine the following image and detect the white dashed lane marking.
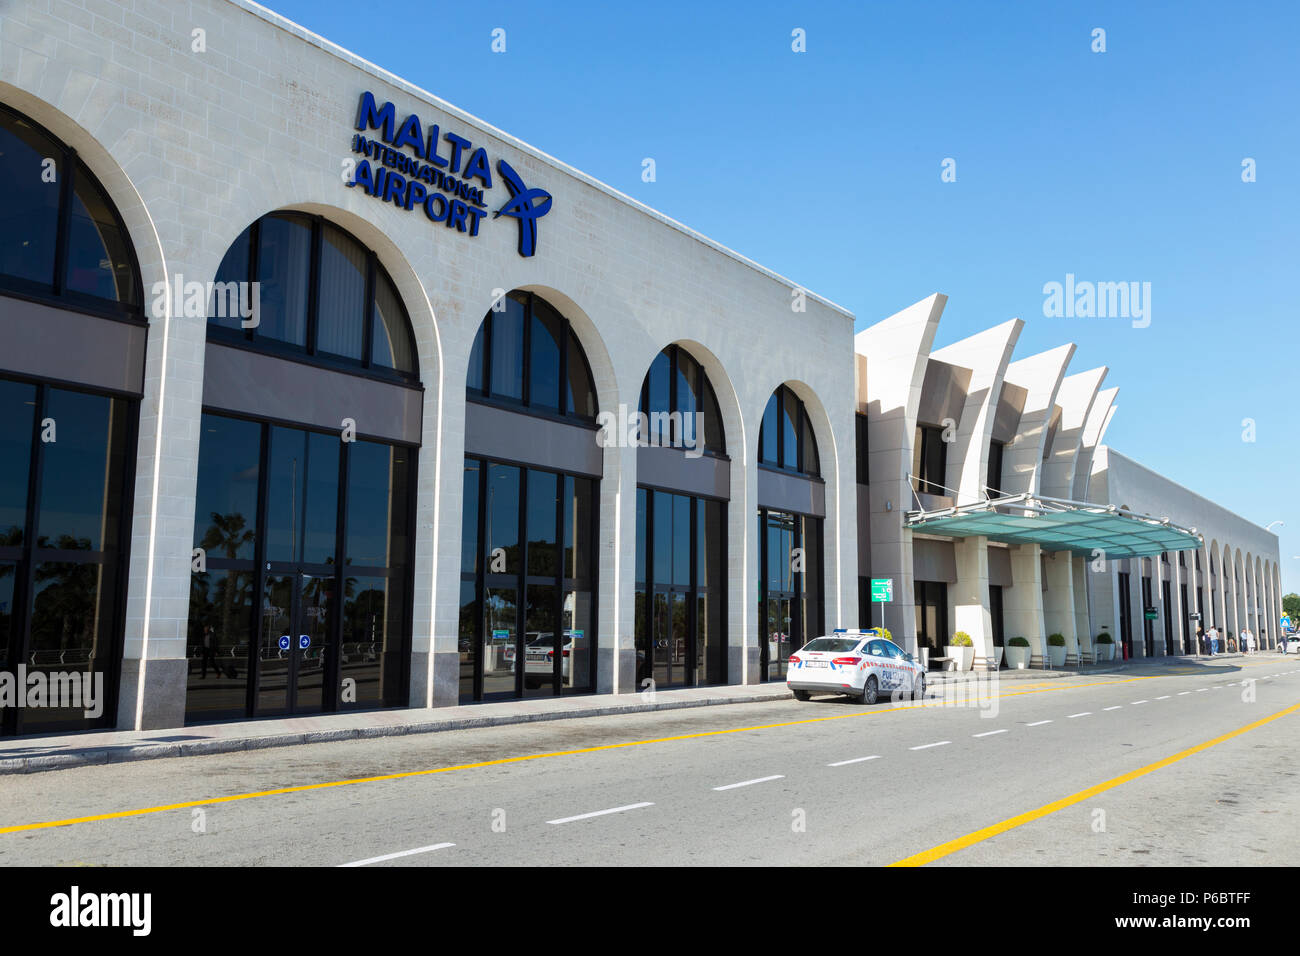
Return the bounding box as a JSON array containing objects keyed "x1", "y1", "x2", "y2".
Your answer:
[
  {"x1": 910, "y1": 741, "x2": 951, "y2": 751},
  {"x1": 548, "y1": 803, "x2": 655, "y2": 823},
  {"x1": 339, "y1": 843, "x2": 455, "y2": 867},
  {"x1": 1104, "y1": 705, "x2": 1123, "y2": 711},
  {"x1": 1027, "y1": 720, "x2": 1052, "y2": 727},
  {"x1": 713, "y1": 777, "x2": 783, "y2": 792},
  {"x1": 973, "y1": 729, "x2": 1007, "y2": 738},
  {"x1": 827, "y1": 756, "x2": 881, "y2": 767},
  {"x1": 1067, "y1": 712, "x2": 1091, "y2": 719}
]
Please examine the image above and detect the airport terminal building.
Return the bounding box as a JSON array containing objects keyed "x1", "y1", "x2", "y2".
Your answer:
[{"x1": 0, "y1": 0, "x2": 1282, "y2": 737}]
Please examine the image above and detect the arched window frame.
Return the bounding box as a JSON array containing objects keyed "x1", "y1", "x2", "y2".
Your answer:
[
  {"x1": 0, "y1": 103, "x2": 143, "y2": 322},
  {"x1": 465, "y1": 290, "x2": 597, "y2": 423},
  {"x1": 206, "y1": 212, "x2": 419, "y2": 384},
  {"x1": 637, "y1": 344, "x2": 727, "y2": 457},
  {"x1": 758, "y1": 384, "x2": 820, "y2": 478}
]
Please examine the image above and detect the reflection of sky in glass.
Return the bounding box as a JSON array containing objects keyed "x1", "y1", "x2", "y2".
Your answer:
[
  {"x1": 347, "y1": 441, "x2": 394, "y2": 568},
  {"x1": 193, "y1": 414, "x2": 260, "y2": 558},
  {"x1": 37, "y1": 389, "x2": 116, "y2": 551},
  {"x1": 0, "y1": 378, "x2": 35, "y2": 541}
]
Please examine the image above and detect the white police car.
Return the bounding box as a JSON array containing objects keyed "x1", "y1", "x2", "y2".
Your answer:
[{"x1": 787, "y1": 630, "x2": 926, "y2": 704}]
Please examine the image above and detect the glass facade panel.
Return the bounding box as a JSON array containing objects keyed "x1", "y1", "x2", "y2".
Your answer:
[
  {"x1": 489, "y1": 295, "x2": 526, "y2": 401},
  {"x1": 0, "y1": 109, "x2": 61, "y2": 287},
  {"x1": 0, "y1": 379, "x2": 36, "y2": 544},
  {"x1": 0, "y1": 375, "x2": 134, "y2": 736},
  {"x1": 37, "y1": 389, "x2": 126, "y2": 552},
  {"x1": 23, "y1": 560, "x2": 116, "y2": 732},
  {"x1": 255, "y1": 214, "x2": 311, "y2": 347},
  {"x1": 187, "y1": 414, "x2": 414, "y2": 723},
  {"x1": 65, "y1": 174, "x2": 137, "y2": 304},
  {"x1": 210, "y1": 226, "x2": 252, "y2": 332},
  {"x1": 193, "y1": 414, "x2": 260, "y2": 561},
  {"x1": 186, "y1": 569, "x2": 255, "y2": 719},
  {"x1": 528, "y1": 301, "x2": 562, "y2": 410},
  {"x1": 645, "y1": 350, "x2": 671, "y2": 445},
  {"x1": 634, "y1": 488, "x2": 726, "y2": 688},
  {"x1": 341, "y1": 574, "x2": 398, "y2": 709},
  {"x1": 758, "y1": 507, "x2": 821, "y2": 681},
  {"x1": 458, "y1": 578, "x2": 477, "y2": 703},
  {"x1": 209, "y1": 215, "x2": 417, "y2": 379},
  {"x1": 461, "y1": 456, "x2": 598, "y2": 702},
  {"x1": 483, "y1": 585, "x2": 518, "y2": 700},
  {"x1": 347, "y1": 440, "x2": 406, "y2": 569},
  {"x1": 565, "y1": 332, "x2": 596, "y2": 418},
  {"x1": 523, "y1": 583, "x2": 557, "y2": 698},
  {"x1": 316, "y1": 225, "x2": 367, "y2": 360},
  {"x1": 562, "y1": 586, "x2": 594, "y2": 693},
  {"x1": 469, "y1": 292, "x2": 595, "y2": 420},
  {"x1": 781, "y1": 394, "x2": 799, "y2": 471},
  {"x1": 526, "y1": 470, "x2": 558, "y2": 577},
  {"x1": 486, "y1": 464, "x2": 521, "y2": 575},
  {"x1": 372, "y1": 273, "x2": 416, "y2": 373}
]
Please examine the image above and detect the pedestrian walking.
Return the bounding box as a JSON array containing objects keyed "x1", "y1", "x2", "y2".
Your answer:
[
  {"x1": 1208, "y1": 625, "x2": 1219, "y2": 655},
  {"x1": 1239, "y1": 627, "x2": 1249, "y2": 655},
  {"x1": 1196, "y1": 623, "x2": 1205, "y2": 655}
]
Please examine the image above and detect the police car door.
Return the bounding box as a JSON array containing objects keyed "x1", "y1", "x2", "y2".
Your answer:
[{"x1": 866, "y1": 639, "x2": 897, "y2": 689}]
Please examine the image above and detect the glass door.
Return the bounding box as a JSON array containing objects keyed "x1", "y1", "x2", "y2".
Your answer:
[
  {"x1": 259, "y1": 567, "x2": 333, "y2": 715},
  {"x1": 652, "y1": 590, "x2": 690, "y2": 688},
  {"x1": 763, "y1": 592, "x2": 796, "y2": 681}
]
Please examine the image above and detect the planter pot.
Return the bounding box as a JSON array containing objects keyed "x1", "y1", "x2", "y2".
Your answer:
[
  {"x1": 1096, "y1": 643, "x2": 1115, "y2": 662},
  {"x1": 1047, "y1": 644, "x2": 1067, "y2": 668},
  {"x1": 945, "y1": 645, "x2": 975, "y2": 672},
  {"x1": 1005, "y1": 644, "x2": 1031, "y2": 669},
  {"x1": 993, "y1": 646, "x2": 1005, "y2": 670}
]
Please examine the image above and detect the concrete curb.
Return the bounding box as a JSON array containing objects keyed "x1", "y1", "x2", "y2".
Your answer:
[{"x1": 0, "y1": 688, "x2": 796, "y2": 776}]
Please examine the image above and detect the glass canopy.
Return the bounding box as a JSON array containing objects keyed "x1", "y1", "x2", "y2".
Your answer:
[{"x1": 905, "y1": 493, "x2": 1202, "y2": 558}]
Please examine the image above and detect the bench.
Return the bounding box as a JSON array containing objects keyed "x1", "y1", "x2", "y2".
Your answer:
[{"x1": 929, "y1": 655, "x2": 956, "y2": 671}]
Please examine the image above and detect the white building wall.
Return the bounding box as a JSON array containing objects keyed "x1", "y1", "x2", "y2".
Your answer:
[{"x1": 1, "y1": 0, "x2": 857, "y2": 727}]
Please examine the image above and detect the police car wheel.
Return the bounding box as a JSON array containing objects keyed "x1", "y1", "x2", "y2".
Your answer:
[
  {"x1": 860, "y1": 675, "x2": 879, "y2": 706},
  {"x1": 792, "y1": 689, "x2": 811, "y2": 701},
  {"x1": 913, "y1": 674, "x2": 926, "y2": 700}
]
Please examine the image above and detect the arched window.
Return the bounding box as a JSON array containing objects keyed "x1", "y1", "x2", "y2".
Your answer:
[
  {"x1": 758, "y1": 384, "x2": 819, "y2": 477},
  {"x1": 638, "y1": 344, "x2": 725, "y2": 455},
  {"x1": 0, "y1": 104, "x2": 143, "y2": 737},
  {"x1": 466, "y1": 290, "x2": 596, "y2": 419},
  {"x1": 0, "y1": 104, "x2": 141, "y2": 314},
  {"x1": 209, "y1": 212, "x2": 417, "y2": 379}
]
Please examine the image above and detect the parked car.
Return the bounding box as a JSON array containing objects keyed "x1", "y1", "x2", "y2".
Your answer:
[{"x1": 787, "y1": 630, "x2": 925, "y2": 704}]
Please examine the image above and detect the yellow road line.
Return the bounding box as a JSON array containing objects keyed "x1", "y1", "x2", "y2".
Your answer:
[
  {"x1": 889, "y1": 699, "x2": 1300, "y2": 867},
  {"x1": 0, "y1": 674, "x2": 1159, "y2": 835}
]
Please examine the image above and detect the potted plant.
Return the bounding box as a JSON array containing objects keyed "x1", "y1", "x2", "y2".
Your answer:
[
  {"x1": 1006, "y1": 635, "x2": 1031, "y2": 669},
  {"x1": 1095, "y1": 631, "x2": 1115, "y2": 662},
  {"x1": 1047, "y1": 632, "x2": 1067, "y2": 667},
  {"x1": 945, "y1": 631, "x2": 975, "y2": 671}
]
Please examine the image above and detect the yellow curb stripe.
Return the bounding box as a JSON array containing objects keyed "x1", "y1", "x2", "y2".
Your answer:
[
  {"x1": 888, "y1": 699, "x2": 1300, "y2": 867},
  {"x1": 0, "y1": 673, "x2": 1158, "y2": 836}
]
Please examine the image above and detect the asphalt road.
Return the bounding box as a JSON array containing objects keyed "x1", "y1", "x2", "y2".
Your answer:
[{"x1": 1, "y1": 655, "x2": 1297, "y2": 866}]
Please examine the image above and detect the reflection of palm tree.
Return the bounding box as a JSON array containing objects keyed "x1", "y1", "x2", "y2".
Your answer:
[
  {"x1": 30, "y1": 538, "x2": 98, "y2": 654},
  {"x1": 199, "y1": 512, "x2": 255, "y2": 654}
]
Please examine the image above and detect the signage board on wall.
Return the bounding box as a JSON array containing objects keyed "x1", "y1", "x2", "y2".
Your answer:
[{"x1": 345, "y1": 92, "x2": 553, "y2": 257}]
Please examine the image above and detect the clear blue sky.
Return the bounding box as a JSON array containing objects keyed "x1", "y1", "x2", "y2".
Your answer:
[{"x1": 265, "y1": 0, "x2": 1300, "y2": 596}]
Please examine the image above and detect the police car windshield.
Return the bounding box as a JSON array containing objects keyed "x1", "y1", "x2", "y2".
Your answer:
[{"x1": 801, "y1": 638, "x2": 862, "y2": 653}]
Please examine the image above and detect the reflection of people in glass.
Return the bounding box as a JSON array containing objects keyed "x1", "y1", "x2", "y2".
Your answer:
[{"x1": 200, "y1": 624, "x2": 221, "y2": 678}]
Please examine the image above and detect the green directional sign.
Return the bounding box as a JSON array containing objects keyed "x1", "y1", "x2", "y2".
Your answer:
[{"x1": 871, "y1": 578, "x2": 893, "y2": 602}]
